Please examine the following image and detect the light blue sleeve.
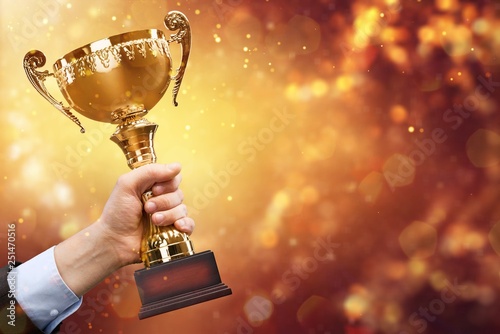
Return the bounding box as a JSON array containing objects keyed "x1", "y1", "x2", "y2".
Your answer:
[{"x1": 8, "y1": 246, "x2": 83, "y2": 334}]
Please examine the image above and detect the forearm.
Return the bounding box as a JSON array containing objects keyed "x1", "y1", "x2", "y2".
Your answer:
[{"x1": 54, "y1": 221, "x2": 124, "y2": 297}]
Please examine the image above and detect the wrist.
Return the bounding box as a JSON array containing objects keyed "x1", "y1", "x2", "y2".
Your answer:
[
  {"x1": 95, "y1": 218, "x2": 142, "y2": 267},
  {"x1": 54, "y1": 222, "x2": 124, "y2": 296}
]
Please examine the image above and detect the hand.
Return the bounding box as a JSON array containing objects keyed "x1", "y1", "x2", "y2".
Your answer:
[
  {"x1": 54, "y1": 163, "x2": 195, "y2": 296},
  {"x1": 99, "y1": 163, "x2": 195, "y2": 266}
]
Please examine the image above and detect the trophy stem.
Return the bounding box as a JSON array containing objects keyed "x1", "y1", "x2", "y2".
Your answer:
[{"x1": 110, "y1": 116, "x2": 195, "y2": 267}]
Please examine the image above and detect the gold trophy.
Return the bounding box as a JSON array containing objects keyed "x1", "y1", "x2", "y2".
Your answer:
[{"x1": 23, "y1": 11, "x2": 231, "y2": 319}]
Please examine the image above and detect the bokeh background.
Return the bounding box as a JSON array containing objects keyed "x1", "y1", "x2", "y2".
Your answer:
[{"x1": 1, "y1": 0, "x2": 500, "y2": 333}]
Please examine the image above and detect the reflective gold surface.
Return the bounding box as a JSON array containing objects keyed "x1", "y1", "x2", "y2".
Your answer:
[
  {"x1": 23, "y1": 11, "x2": 194, "y2": 266},
  {"x1": 54, "y1": 29, "x2": 172, "y2": 124}
]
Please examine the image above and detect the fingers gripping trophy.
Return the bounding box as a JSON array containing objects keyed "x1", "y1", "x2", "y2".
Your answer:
[{"x1": 23, "y1": 11, "x2": 231, "y2": 319}]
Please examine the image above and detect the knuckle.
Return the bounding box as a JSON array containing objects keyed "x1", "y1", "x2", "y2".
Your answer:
[
  {"x1": 177, "y1": 189, "x2": 184, "y2": 202},
  {"x1": 177, "y1": 204, "x2": 187, "y2": 216}
]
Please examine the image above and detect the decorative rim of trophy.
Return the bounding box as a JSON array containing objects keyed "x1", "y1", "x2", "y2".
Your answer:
[{"x1": 23, "y1": 10, "x2": 231, "y2": 318}]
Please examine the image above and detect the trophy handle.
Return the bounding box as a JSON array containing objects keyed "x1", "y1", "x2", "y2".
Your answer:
[
  {"x1": 23, "y1": 50, "x2": 85, "y2": 133},
  {"x1": 164, "y1": 11, "x2": 191, "y2": 107}
]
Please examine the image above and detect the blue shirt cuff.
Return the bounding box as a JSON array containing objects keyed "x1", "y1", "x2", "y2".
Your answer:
[{"x1": 8, "y1": 246, "x2": 83, "y2": 333}]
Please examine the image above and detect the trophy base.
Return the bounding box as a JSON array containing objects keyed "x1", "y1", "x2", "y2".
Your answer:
[{"x1": 134, "y1": 250, "x2": 232, "y2": 319}]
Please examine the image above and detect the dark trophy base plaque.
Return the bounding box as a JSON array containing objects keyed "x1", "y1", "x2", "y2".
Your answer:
[{"x1": 134, "y1": 250, "x2": 232, "y2": 319}]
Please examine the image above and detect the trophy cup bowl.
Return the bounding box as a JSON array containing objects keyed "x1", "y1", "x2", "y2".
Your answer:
[{"x1": 23, "y1": 11, "x2": 231, "y2": 319}]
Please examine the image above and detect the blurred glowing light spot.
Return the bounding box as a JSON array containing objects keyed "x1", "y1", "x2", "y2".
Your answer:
[
  {"x1": 427, "y1": 206, "x2": 447, "y2": 225},
  {"x1": 436, "y1": 0, "x2": 460, "y2": 11},
  {"x1": 263, "y1": 190, "x2": 290, "y2": 228},
  {"x1": 54, "y1": 182, "x2": 74, "y2": 207},
  {"x1": 8, "y1": 144, "x2": 22, "y2": 160},
  {"x1": 472, "y1": 19, "x2": 489, "y2": 35},
  {"x1": 464, "y1": 231, "x2": 486, "y2": 250},
  {"x1": 358, "y1": 171, "x2": 383, "y2": 202},
  {"x1": 441, "y1": 224, "x2": 485, "y2": 257},
  {"x1": 18, "y1": 218, "x2": 24, "y2": 224},
  {"x1": 59, "y1": 221, "x2": 80, "y2": 239},
  {"x1": 408, "y1": 259, "x2": 427, "y2": 277},
  {"x1": 418, "y1": 26, "x2": 437, "y2": 44},
  {"x1": 300, "y1": 126, "x2": 337, "y2": 162},
  {"x1": 382, "y1": 154, "x2": 416, "y2": 188},
  {"x1": 354, "y1": 7, "x2": 383, "y2": 39},
  {"x1": 22, "y1": 158, "x2": 45, "y2": 181},
  {"x1": 441, "y1": 25, "x2": 472, "y2": 57},
  {"x1": 260, "y1": 228, "x2": 279, "y2": 248},
  {"x1": 111, "y1": 16, "x2": 117, "y2": 21},
  {"x1": 273, "y1": 191, "x2": 290, "y2": 211},
  {"x1": 300, "y1": 186, "x2": 319, "y2": 204},
  {"x1": 335, "y1": 75, "x2": 354, "y2": 92},
  {"x1": 297, "y1": 295, "x2": 331, "y2": 327},
  {"x1": 244, "y1": 296, "x2": 273, "y2": 326},
  {"x1": 383, "y1": 302, "x2": 403, "y2": 325},
  {"x1": 429, "y1": 270, "x2": 448, "y2": 291},
  {"x1": 246, "y1": 33, "x2": 251, "y2": 39},
  {"x1": 227, "y1": 195, "x2": 233, "y2": 201},
  {"x1": 488, "y1": 222, "x2": 500, "y2": 256},
  {"x1": 399, "y1": 221, "x2": 437, "y2": 259},
  {"x1": 343, "y1": 288, "x2": 370, "y2": 321},
  {"x1": 111, "y1": 283, "x2": 140, "y2": 319},
  {"x1": 408, "y1": 126, "x2": 415, "y2": 133},
  {"x1": 311, "y1": 79, "x2": 328, "y2": 97},
  {"x1": 390, "y1": 104, "x2": 408, "y2": 124},
  {"x1": 466, "y1": 129, "x2": 500, "y2": 167},
  {"x1": 195, "y1": 9, "x2": 200, "y2": 15},
  {"x1": 386, "y1": 45, "x2": 408, "y2": 66}
]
